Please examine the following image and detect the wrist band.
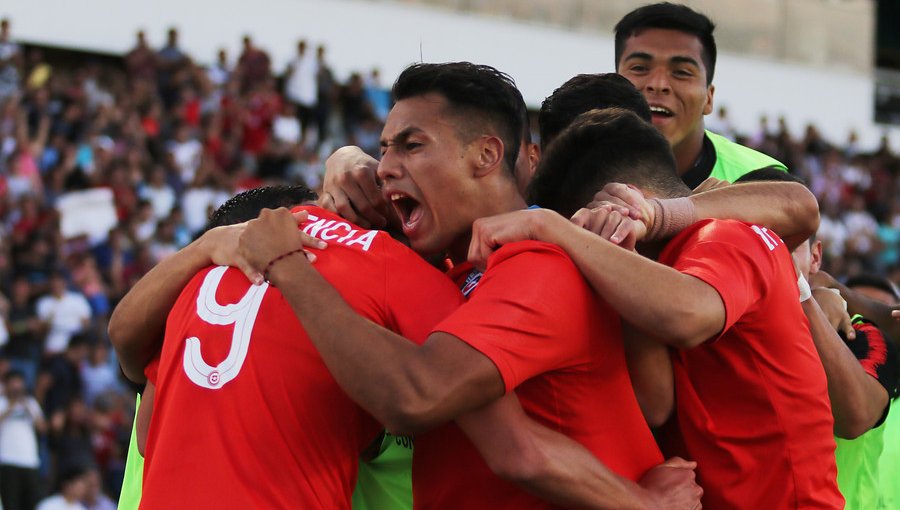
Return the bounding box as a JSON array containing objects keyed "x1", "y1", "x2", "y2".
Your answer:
[
  {"x1": 263, "y1": 248, "x2": 306, "y2": 285},
  {"x1": 645, "y1": 197, "x2": 697, "y2": 241},
  {"x1": 797, "y1": 274, "x2": 812, "y2": 302}
]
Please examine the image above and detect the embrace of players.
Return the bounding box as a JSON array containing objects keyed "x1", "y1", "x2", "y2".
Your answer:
[{"x1": 108, "y1": 3, "x2": 900, "y2": 510}]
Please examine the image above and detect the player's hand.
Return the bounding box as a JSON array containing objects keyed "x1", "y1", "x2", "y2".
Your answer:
[
  {"x1": 571, "y1": 205, "x2": 645, "y2": 251},
  {"x1": 809, "y1": 270, "x2": 839, "y2": 291},
  {"x1": 692, "y1": 177, "x2": 730, "y2": 194},
  {"x1": 468, "y1": 208, "x2": 564, "y2": 270},
  {"x1": 587, "y1": 183, "x2": 649, "y2": 223},
  {"x1": 813, "y1": 287, "x2": 856, "y2": 340},
  {"x1": 320, "y1": 146, "x2": 391, "y2": 229},
  {"x1": 235, "y1": 208, "x2": 326, "y2": 284},
  {"x1": 639, "y1": 457, "x2": 703, "y2": 510}
]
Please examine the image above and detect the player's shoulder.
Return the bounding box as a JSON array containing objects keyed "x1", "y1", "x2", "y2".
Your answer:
[
  {"x1": 670, "y1": 219, "x2": 785, "y2": 256},
  {"x1": 486, "y1": 240, "x2": 574, "y2": 271},
  {"x1": 296, "y1": 205, "x2": 387, "y2": 254}
]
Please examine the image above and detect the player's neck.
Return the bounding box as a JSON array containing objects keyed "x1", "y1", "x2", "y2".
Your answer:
[{"x1": 673, "y1": 128, "x2": 707, "y2": 176}]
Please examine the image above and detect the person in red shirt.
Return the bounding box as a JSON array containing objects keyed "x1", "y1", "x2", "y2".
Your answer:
[
  {"x1": 228, "y1": 63, "x2": 696, "y2": 509},
  {"x1": 135, "y1": 186, "x2": 464, "y2": 509},
  {"x1": 141, "y1": 209, "x2": 462, "y2": 509},
  {"x1": 467, "y1": 108, "x2": 843, "y2": 509},
  {"x1": 112, "y1": 64, "x2": 705, "y2": 509}
]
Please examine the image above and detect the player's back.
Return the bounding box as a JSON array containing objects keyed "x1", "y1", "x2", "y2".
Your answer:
[
  {"x1": 660, "y1": 219, "x2": 843, "y2": 509},
  {"x1": 140, "y1": 207, "x2": 463, "y2": 509}
]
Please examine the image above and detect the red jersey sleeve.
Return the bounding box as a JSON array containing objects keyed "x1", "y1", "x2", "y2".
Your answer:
[
  {"x1": 434, "y1": 240, "x2": 604, "y2": 393},
  {"x1": 663, "y1": 220, "x2": 788, "y2": 340}
]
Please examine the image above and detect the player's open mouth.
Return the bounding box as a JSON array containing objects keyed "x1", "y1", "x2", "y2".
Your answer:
[
  {"x1": 390, "y1": 192, "x2": 424, "y2": 232},
  {"x1": 649, "y1": 105, "x2": 674, "y2": 118}
]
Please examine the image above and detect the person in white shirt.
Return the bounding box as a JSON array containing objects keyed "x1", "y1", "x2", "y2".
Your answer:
[
  {"x1": 283, "y1": 40, "x2": 318, "y2": 145},
  {"x1": 0, "y1": 369, "x2": 46, "y2": 510},
  {"x1": 36, "y1": 273, "x2": 92, "y2": 356},
  {"x1": 36, "y1": 466, "x2": 89, "y2": 510}
]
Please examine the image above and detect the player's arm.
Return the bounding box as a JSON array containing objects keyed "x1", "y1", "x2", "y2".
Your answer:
[
  {"x1": 319, "y1": 145, "x2": 393, "y2": 229},
  {"x1": 810, "y1": 270, "x2": 900, "y2": 347},
  {"x1": 469, "y1": 209, "x2": 725, "y2": 349},
  {"x1": 136, "y1": 381, "x2": 155, "y2": 456},
  {"x1": 622, "y1": 325, "x2": 675, "y2": 427},
  {"x1": 457, "y1": 395, "x2": 702, "y2": 510},
  {"x1": 594, "y1": 181, "x2": 819, "y2": 250},
  {"x1": 244, "y1": 209, "x2": 503, "y2": 435},
  {"x1": 108, "y1": 215, "x2": 323, "y2": 382},
  {"x1": 804, "y1": 289, "x2": 891, "y2": 438}
]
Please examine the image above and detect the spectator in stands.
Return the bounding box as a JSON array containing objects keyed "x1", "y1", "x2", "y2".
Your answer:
[
  {"x1": 36, "y1": 466, "x2": 89, "y2": 510},
  {"x1": 155, "y1": 28, "x2": 190, "y2": 109},
  {"x1": 0, "y1": 18, "x2": 21, "y2": 101},
  {"x1": 4, "y1": 276, "x2": 42, "y2": 390},
  {"x1": 0, "y1": 369, "x2": 46, "y2": 510},
  {"x1": 124, "y1": 31, "x2": 156, "y2": 85},
  {"x1": 315, "y1": 45, "x2": 336, "y2": 148},
  {"x1": 81, "y1": 467, "x2": 114, "y2": 510},
  {"x1": 236, "y1": 35, "x2": 270, "y2": 94},
  {"x1": 284, "y1": 40, "x2": 317, "y2": 146},
  {"x1": 36, "y1": 272, "x2": 92, "y2": 356}
]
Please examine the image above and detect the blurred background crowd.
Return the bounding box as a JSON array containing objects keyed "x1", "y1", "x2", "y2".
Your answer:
[{"x1": 0, "y1": 15, "x2": 897, "y2": 507}]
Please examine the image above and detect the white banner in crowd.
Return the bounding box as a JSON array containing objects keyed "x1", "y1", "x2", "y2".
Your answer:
[{"x1": 56, "y1": 188, "x2": 119, "y2": 245}]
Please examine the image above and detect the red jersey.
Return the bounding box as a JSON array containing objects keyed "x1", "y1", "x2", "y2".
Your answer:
[
  {"x1": 658, "y1": 219, "x2": 843, "y2": 509},
  {"x1": 416, "y1": 241, "x2": 663, "y2": 509},
  {"x1": 140, "y1": 207, "x2": 463, "y2": 510}
]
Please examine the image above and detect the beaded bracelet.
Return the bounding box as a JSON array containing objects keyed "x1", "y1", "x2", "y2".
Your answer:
[{"x1": 263, "y1": 247, "x2": 306, "y2": 285}]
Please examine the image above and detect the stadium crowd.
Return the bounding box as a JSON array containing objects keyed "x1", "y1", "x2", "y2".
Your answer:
[{"x1": 0, "y1": 3, "x2": 897, "y2": 509}]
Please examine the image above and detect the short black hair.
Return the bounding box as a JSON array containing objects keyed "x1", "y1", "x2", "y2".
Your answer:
[
  {"x1": 527, "y1": 108, "x2": 687, "y2": 218},
  {"x1": 392, "y1": 62, "x2": 525, "y2": 175},
  {"x1": 539, "y1": 73, "x2": 651, "y2": 150},
  {"x1": 205, "y1": 185, "x2": 317, "y2": 231},
  {"x1": 58, "y1": 465, "x2": 89, "y2": 490},
  {"x1": 3, "y1": 369, "x2": 25, "y2": 384},
  {"x1": 614, "y1": 2, "x2": 717, "y2": 85},
  {"x1": 734, "y1": 166, "x2": 805, "y2": 185}
]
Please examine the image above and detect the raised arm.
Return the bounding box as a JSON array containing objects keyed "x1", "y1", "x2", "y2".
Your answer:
[
  {"x1": 469, "y1": 208, "x2": 725, "y2": 349},
  {"x1": 593, "y1": 181, "x2": 819, "y2": 250},
  {"x1": 320, "y1": 145, "x2": 393, "y2": 229},
  {"x1": 457, "y1": 394, "x2": 701, "y2": 510},
  {"x1": 811, "y1": 270, "x2": 900, "y2": 347},
  {"x1": 240, "y1": 208, "x2": 503, "y2": 435},
  {"x1": 803, "y1": 289, "x2": 890, "y2": 438},
  {"x1": 109, "y1": 217, "x2": 322, "y2": 382}
]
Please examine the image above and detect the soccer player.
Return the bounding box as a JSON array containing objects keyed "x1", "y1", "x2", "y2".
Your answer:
[
  {"x1": 196, "y1": 63, "x2": 690, "y2": 508},
  {"x1": 467, "y1": 108, "x2": 843, "y2": 509},
  {"x1": 116, "y1": 185, "x2": 342, "y2": 509},
  {"x1": 614, "y1": 2, "x2": 786, "y2": 188},
  {"x1": 735, "y1": 168, "x2": 900, "y2": 509},
  {"x1": 111, "y1": 93, "x2": 701, "y2": 509},
  {"x1": 121, "y1": 185, "x2": 466, "y2": 509}
]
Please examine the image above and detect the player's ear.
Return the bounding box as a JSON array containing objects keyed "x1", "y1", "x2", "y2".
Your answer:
[{"x1": 473, "y1": 135, "x2": 504, "y2": 178}]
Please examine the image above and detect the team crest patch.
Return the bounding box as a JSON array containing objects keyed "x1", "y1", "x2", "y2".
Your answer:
[{"x1": 461, "y1": 269, "x2": 483, "y2": 297}]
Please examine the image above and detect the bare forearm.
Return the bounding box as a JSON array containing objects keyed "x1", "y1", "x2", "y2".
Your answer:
[
  {"x1": 457, "y1": 396, "x2": 651, "y2": 510},
  {"x1": 622, "y1": 325, "x2": 674, "y2": 428},
  {"x1": 835, "y1": 283, "x2": 900, "y2": 345},
  {"x1": 692, "y1": 182, "x2": 819, "y2": 250},
  {"x1": 537, "y1": 217, "x2": 723, "y2": 348},
  {"x1": 267, "y1": 255, "x2": 500, "y2": 435},
  {"x1": 802, "y1": 299, "x2": 889, "y2": 438},
  {"x1": 108, "y1": 240, "x2": 212, "y2": 382}
]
